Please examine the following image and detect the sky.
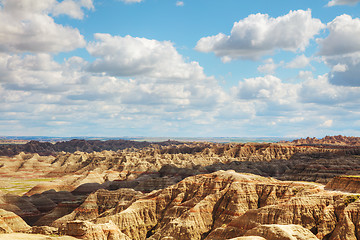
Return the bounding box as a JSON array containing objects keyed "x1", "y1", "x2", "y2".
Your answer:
[{"x1": 1, "y1": 0, "x2": 360, "y2": 138}]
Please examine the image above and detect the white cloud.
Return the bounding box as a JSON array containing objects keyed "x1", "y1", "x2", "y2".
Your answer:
[
  {"x1": 286, "y1": 54, "x2": 310, "y2": 69},
  {"x1": 118, "y1": 0, "x2": 144, "y2": 3},
  {"x1": 257, "y1": 58, "x2": 278, "y2": 74},
  {"x1": 321, "y1": 120, "x2": 333, "y2": 127},
  {"x1": 0, "y1": 3, "x2": 359, "y2": 137},
  {"x1": 0, "y1": 53, "x2": 84, "y2": 93},
  {"x1": 327, "y1": 0, "x2": 360, "y2": 6},
  {"x1": 317, "y1": 15, "x2": 360, "y2": 86},
  {"x1": 87, "y1": 33, "x2": 206, "y2": 80},
  {"x1": 176, "y1": 1, "x2": 184, "y2": 7},
  {"x1": 299, "y1": 74, "x2": 360, "y2": 104},
  {"x1": 318, "y1": 15, "x2": 360, "y2": 56},
  {"x1": 195, "y1": 9, "x2": 324, "y2": 61},
  {"x1": 332, "y1": 63, "x2": 348, "y2": 72},
  {"x1": 297, "y1": 70, "x2": 313, "y2": 80},
  {"x1": 52, "y1": 0, "x2": 94, "y2": 19},
  {"x1": 329, "y1": 60, "x2": 360, "y2": 86},
  {"x1": 1, "y1": 50, "x2": 360, "y2": 137},
  {"x1": 0, "y1": 0, "x2": 87, "y2": 53},
  {"x1": 0, "y1": 45, "x2": 228, "y2": 136},
  {"x1": 234, "y1": 75, "x2": 298, "y2": 105}
]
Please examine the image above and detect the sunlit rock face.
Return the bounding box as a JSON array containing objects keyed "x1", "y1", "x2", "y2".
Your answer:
[{"x1": 1, "y1": 137, "x2": 360, "y2": 239}]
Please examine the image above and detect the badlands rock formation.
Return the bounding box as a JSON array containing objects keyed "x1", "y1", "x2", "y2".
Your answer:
[
  {"x1": 0, "y1": 208, "x2": 30, "y2": 233},
  {"x1": 0, "y1": 139, "x2": 179, "y2": 156},
  {"x1": 52, "y1": 170, "x2": 319, "y2": 239},
  {"x1": 0, "y1": 233, "x2": 78, "y2": 240},
  {"x1": 288, "y1": 135, "x2": 360, "y2": 146},
  {"x1": 2, "y1": 140, "x2": 359, "y2": 192},
  {"x1": 243, "y1": 224, "x2": 319, "y2": 240},
  {"x1": 0, "y1": 136, "x2": 359, "y2": 239},
  {"x1": 13, "y1": 170, "x2": 359, "y2": 240},
  {"x1": 325, "y1": 175, "x2": 360, "y2": 193}
]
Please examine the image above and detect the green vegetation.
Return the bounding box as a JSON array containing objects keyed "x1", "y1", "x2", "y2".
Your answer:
[
  {"x1": 293, "y1": 187, "x2": 305, "y2": 195},
  {"x1": 22, "y1": 178, "x2": 56, "y2": 182},
  {"x1": 0, "y1": 177, "x2": 56, "y2": 195},
  {"x1": 344, "y1": 195, "x2": 360, "y2": 206},
  {"x1": 339, "y1": 175, "x2": 360, "y2": 178}
]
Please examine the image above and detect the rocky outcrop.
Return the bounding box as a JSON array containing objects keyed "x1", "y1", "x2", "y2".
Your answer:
[
  {"x1": 278, "y1": 155, "x2": 360, "y2": 184},
  {"x1": 59, "y1": 220, "x2": 131, "y2": 240},
  {"x1": 287, "y1": 135, "x2": 360, "y2": 146},
  {"x1": 228, "y1": 237, "x2": 266, "y2": 240},
  {"x1": 30, "y1": 225, "x2": 58, "y2": 235},
  {"x1": 243, "y1": 224, "x2": 319, "y2": 240},
  {"x1": 52, "y1": 188, "x2": 143, "y2": 227},
  {"x1": 0, "y1": 192, "x2": 47, "y2": 226},
  {"x1": 4, "y1": 169, "x2": 360, "y2": 239},
  {"x1": 0, "y1": 139, "x2": 182, "y2": 156},
  {"x1": 34, "y1": 201, "x2": 81, "y2": 227},
  {"x1": 87, "y1": 171, "x2": 319, "y2": 240},
  {"x1": 325, "y1": 175, "x2": 360, "y2": 193},
  {"x1": 1, "y1": 140, "x2": 359, "y2": 200},
  {"x1": 4, "y1": 138, "x2": 360, "y2": 240},
  {"x1": 0, "y1": 233, "x2": 78, "y2": 240},
  {"x1": 44, "y1": 171, "x2": 360, "y2": 240},
  {"x1": 205, "y1": 190, "x2": 343, "y2": 239},
  {"x1": 0, "y1": 153, "x2": 56, "y2": 179},
  {"x1": 18, "y1": 142, "x2": 358, "y2": 189},
  {"x1": 329, "y1": 199, "x2": 360, "y2": 239},
  {"x1": 0, "y1": 209, "x2": 31, "y2": 233}
]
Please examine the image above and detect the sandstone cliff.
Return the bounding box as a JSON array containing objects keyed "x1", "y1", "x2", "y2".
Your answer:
[
  {"x1": 287, "y1": 135, "x2": 360, "y2": 146},
  {"x1": 4, "y1": 170, "x2": 360, "y2": 239},
  {"x1": 325, "y1": 175, "x2": 360, "y2": 193},
  {"x1": 0, "y1": 208, "x2": 31, "y2": 233},
  {"x1": 0, "y1": 233, "x2": 78, "y2": 240},
  {"x1": 1, "y1": 138, "x2": 360, "y2": 239},
  {"x1": 45, "y1": 171, "x2": 360, "y2": 240},
  {"x1": 243, "y1": 224, "x2": 319, "y2": 240},
  {"x1": 52, "y1": 170, "x2": 321, "y2": 240}
]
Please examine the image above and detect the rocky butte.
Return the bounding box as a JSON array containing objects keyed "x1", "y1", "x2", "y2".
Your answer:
[{"x1": 0, "y1": 135, "x2": 360, "y2": 239}]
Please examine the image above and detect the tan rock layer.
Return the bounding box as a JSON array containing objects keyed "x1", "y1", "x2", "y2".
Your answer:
[{"x1": 325, "y1": 175, "x2": 360, "y2": 193}]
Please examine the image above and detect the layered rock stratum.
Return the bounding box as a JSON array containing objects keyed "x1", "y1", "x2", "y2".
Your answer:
[
  {"x1": 0, "y1": 136, "x2": 360, "y2": 239},
  {"x1": 17, "y1": 170, "x2": 360, "y2": 239},
  {"x1": 285, "y1": 135, "x2": 360, "y2": 146}
]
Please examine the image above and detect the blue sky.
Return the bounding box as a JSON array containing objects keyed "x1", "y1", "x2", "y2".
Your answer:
[{"x1": 1, "y1": 0, "x2": 360, "y2": 137}]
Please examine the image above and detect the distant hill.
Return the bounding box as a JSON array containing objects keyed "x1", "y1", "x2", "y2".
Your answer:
[
  {"x1": 0, "y1": 139, "x2": 182, "y2": 156},
  {"x1": 282, "y1": 135, "x2": 360, "y2": 146}
]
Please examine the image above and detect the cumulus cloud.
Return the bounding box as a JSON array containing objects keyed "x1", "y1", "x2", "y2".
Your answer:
[
  {"x1": 224, "y1": 73, "x2": 360, "y2": 137},
  {"x1": 52, "y1": 0, "x2": 94, "y2": 19},
  {"x1": 299, "y1": 74, "x2": 360, "y2": 104},
  {"x1": 118, "y1": 0, "x2": 144, "y2": 3},
  {"x1": 195, "y1": 9, "x2": 324, "y2": 61},
  {"x1": 317, "y1": 15, "x2": 360, "y2": 86},
  {"x1": 234, "y1": 75, "x2": 298, "y2": 105},
  {"x1": 257, "y1": 59, "x2": 279, "y2": 74},
  {"x1": 297, "y1": 70, "x2": 313, "y2": 80},
  {"x1": 0, "y1": 0, "x2": 87, "y2": 53},
  {"x1": 0, "y1": 39, "x2": 227, "y2": 135},
  {"x1": 318, "y1": 15, "x2": 360, "y2": 56},
  {"x1": 176, "y1": 1, "x2": 184, "y2": 7},
  {"x1": 2, "y1": 49, "x2": 360, "y2": 137},
  {"x1": 0, "y1": 52, "x2": 92, "y2": 97},
  {"x1": 327, "y1": 0, "x2": 360, "y2": 6},
  {"x1": 87, "y1": 33, "x2": 206, "y2": 80},
  {"x1": 316, "y1": 15, "x2": 360, "y2": 86},
  {"x1": 329, "y1": 61, "x2": 360, "y2": 86},
  {"x1": 321, "y1": 120, "x2": 333, "y2": 127},
  {"x1": 286, "y1": 54, "x2": 311, "y2": 68}
]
